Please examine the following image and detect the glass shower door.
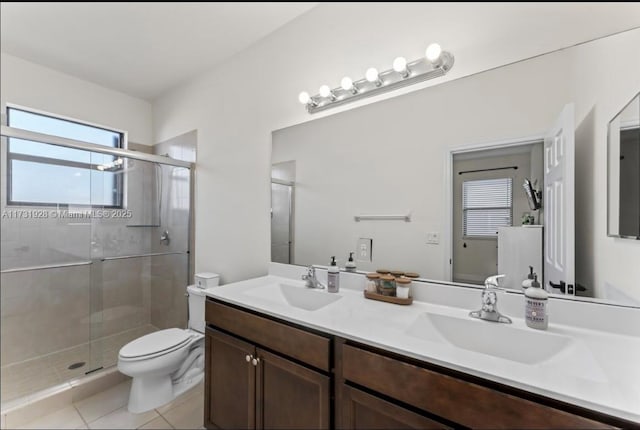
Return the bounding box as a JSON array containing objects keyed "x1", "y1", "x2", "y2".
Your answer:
[
  {"x1": 88, "y1": 154, "x2": 192, "y2": 370},
  {"x1": 0, "y1": 135, "x2": 99, "y2": 404}
]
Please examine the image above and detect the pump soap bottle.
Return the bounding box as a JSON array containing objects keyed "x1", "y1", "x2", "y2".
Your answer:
[
  {"x1": 327, "y1": 256, "x2": 340, "y2": 293},
  {"x1": 522, "y1": 266, "x2": 535, "y2": 289},
  {"x1": 525, "y1": 274, "x2": 548, "y2": 330},
  {"x1": 345, "y1": 252, "x2": 357, "y2": 272}
]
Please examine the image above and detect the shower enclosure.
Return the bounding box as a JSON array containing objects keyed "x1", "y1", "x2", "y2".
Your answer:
[{"x1": 0, "y1": 125, "x2": 193, "y2": 407}]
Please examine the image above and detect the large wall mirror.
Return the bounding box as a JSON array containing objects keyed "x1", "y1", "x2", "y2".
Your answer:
[
  {"x1": 608, "y1": 93, "x2": 640, "y2": 239},
  {"x1": 271, "y1": 29, "x2": 640, "y2": 308}
]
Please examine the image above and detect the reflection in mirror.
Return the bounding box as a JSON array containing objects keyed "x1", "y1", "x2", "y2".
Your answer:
[
  {"x1": 272, "y1": 30, "x2": 640, "y2": 308},
  {"x1": 451, "y1": 143, "x2": 544, "y2": 290},
  {"x1": 271, "y1": 161, "x2": 295, "y2": 265},
  {"x1": 608, "y1": 93, "x2": 640, "y2": 239}
]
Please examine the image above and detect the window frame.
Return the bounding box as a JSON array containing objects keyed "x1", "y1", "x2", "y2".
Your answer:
[
  {"x1": 462, "y1": 177, "x2": 513, "y2": 239},
  {"x1": 6, "y1": 105, "x2": 127, "y2": 209}
]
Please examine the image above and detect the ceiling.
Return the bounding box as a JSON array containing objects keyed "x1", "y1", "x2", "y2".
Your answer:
[
  {"x1": 0, "y1": 2, "x2": 317, "y2": 100},
  {"x1": 1, "y1": 3, "x2": 639, "y2": 102}
]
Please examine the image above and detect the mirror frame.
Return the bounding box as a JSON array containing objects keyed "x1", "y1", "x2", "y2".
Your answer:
[{"x1": 607, "y1": 91, "x2": 640, "y2": 240}]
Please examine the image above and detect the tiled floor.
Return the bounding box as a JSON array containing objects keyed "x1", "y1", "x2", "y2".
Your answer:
[
  {"x1": 14, "y1": 379, "x2": 204, "y2": 429},
  {"x1": 1, "y1": 325, "x2": 157, "y2": 405}
]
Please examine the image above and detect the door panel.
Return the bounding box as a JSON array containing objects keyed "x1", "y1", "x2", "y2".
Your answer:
[
  {"x1": 206, "y1": 329, "x2": 256, "y2": 430},
  {"x1": 544, "y1": 104, "x2": 575, "y2": 294},
  {"x1": 257, "y1": 348, "x2": 330, "y2": 430}
]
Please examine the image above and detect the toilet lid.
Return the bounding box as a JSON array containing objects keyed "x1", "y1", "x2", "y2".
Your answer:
[{"x1": 120, "y1": 328, "x2": 191, "y2": 359}]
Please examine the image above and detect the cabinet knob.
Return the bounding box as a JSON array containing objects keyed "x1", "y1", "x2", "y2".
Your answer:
[
  {"x1": 245, "y1": 354, "x2": 252, "y2": 362},
  {"x1": 252, "y1": 357, "x2": 260, "y2": 366}
]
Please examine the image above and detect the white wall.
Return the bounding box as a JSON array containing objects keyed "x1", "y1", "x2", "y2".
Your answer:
[
  {"x1": 153, "y1": 1, "x2": 640, "y2": 290},
  {"x1": 0, "y1": 53, "x2": 152, "y2": 144}
]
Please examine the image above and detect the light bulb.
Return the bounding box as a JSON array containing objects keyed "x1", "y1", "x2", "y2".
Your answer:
[
  {"x1": 425, "y1": 43, "x2": 442, "y2": 63},
  {"x1": 319, "y1": 85, "x2": 331, "y2": 98},
  {"x1": 393, "y1": 57, "x2": 407, "y2": 73},
  {"x1": 341, "y1": 76, "x2": 353, "y2": 91},
  {"x1": 365, "y1": 67, "x2": 379, "y2": 83},
  {"x1": 298, "y1": 91, "x2": 310, "y2": 104}
]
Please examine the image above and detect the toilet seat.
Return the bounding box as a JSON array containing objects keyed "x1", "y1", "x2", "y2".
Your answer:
[{"x1": 119, "y1": 328, "x2": 192, "y2": 361}]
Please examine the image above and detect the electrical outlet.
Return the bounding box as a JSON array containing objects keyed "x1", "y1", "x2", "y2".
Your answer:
[
  {"x1": 357, "y1": 238, "x2": 372, "y2": 262},
  {"x1": 426, "y1": 232, "x2": 439, "y2": 244}
]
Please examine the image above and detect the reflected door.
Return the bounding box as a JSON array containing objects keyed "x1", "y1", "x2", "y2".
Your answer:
[
  {"x1": 271, "y1": 182, "x2": 293, "y2": 264},
  {"x1": 544, "y1": 103, "x2": 575, "y2": 295}
]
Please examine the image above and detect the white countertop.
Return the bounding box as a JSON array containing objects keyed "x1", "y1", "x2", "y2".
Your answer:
[{"x1": 205, "y1": 267, "x2": 640, "y2": 423}]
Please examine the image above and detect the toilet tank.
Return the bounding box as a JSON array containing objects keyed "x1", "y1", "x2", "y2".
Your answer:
[{"x1": 187, "y1": 285, "x2": 208, "y2": 333}]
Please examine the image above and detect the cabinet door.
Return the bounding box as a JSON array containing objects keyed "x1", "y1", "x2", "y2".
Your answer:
[
  {"x1": 341, "y1": 385, "x2": 449, "y2": 430},
  {"x1": 256, "y1": 348, "x2": 330, "y2": 430},
  {"x1": 205, "y1": 329, "x2": 256, "y2": 430}
]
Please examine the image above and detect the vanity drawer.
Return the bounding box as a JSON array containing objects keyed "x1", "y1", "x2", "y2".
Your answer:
[
  {"x1": 340, "y1": 344, "x2": 612, "y2": 429},
  {"x1": 206, "y1": 299, "x2": 330, "y2": 372}
]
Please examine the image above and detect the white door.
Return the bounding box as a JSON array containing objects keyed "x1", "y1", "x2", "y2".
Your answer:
[{"x1": 544, "y1": 103, "x2": 575, "y2": 295}]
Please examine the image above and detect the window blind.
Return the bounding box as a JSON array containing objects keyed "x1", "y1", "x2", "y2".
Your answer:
[{"x1": 463, "y1": 178, "x2": 513, "y2": 237}]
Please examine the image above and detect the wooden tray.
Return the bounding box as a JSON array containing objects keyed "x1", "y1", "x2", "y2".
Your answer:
[{"x1": 364, "y1": 290, "x2": 413, "y2": 305}]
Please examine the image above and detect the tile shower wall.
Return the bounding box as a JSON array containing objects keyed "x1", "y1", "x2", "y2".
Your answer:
[
  {"x1": 0, "y1": 265, "x2": 90, "y2": 365},
  {"x1": 149, "y1": 130, "x2": 196, "y2": 330},
  {"x1": 150, "y1": 254, "x2": 189, "y2": 330}
]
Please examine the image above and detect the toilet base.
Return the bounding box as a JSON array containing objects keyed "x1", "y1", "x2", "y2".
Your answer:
[
  {"x1": 128, "y1": 374, "x2": 174, "y2": 414},
  {"x1": 126, "y1": 367, "x2": 204, "y2": 413}
]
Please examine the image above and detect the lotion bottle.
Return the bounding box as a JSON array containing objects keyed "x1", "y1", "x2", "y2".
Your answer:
[
  {"x1": 327, "y1": 256, "x2": 340, "y2": 293},
  {"x1": 345, "y1": 252, "x2": 356, "y2": 272},
  {"x1": 525, "y1": 274, "x2": 548, "y2": 330}
]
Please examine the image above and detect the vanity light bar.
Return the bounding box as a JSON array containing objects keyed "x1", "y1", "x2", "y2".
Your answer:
[{"x1": 299, "y1": 43, "x2": 454, "y2": 114}]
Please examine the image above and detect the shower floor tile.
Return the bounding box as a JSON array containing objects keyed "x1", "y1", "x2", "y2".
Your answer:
[{"x1": 1, "y1": 325, "x2": 157, "y2": 407}]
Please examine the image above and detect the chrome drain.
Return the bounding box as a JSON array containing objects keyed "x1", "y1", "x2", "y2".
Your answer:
[{"x1": 67, "y1": 362, "x2": 85, "y2": 370}]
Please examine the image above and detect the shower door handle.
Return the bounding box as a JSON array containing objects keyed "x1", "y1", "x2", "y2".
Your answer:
[{"x1": 160, "y1": 230, "x2": 170, "y2": 244}]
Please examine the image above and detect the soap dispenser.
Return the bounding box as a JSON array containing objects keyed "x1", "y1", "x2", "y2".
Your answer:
[
  {"x1": 522, "y1": 266, "x2": 535, "y2": 289},
  {"x1": 327, "y1": 256, "x2": 340, "y2": 293},
  {"x1": 524, "y1": 274, "x2": 548, "y2": 330},
  {"x1": 345, "y1": 252, "x2": 357, "y2": 272}
]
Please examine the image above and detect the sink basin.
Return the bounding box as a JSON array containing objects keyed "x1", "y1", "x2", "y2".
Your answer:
[
  {"x1": 244, "y1": 283, "x2": 342, "y2": 311},
  {"x1": 406, "y1": 312, "x2": 572, "y2": 364}
]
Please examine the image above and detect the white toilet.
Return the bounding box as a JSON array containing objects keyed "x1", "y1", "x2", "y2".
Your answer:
[{"x1": 118, "y1": 284, "x2": 213, "y2": 413}]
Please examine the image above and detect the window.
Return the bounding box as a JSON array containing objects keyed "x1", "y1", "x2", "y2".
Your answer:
[
  {"x1": 6, "y1": 107, "x2": 125, "y2": 207},
  {"x1": 463, "y1": 178, "x2": 512, "y2": 237}
]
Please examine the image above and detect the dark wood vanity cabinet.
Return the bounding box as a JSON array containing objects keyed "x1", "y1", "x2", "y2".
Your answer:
[
  {"x1": 336, "y1": 341, "x2": 617, "y2": 430},
  {"x1": 205, "y1": 299, "x2": 331, "y2": 429},
  {"x1": 205, "y1": 298, "x2": 629, "y2": 430}
]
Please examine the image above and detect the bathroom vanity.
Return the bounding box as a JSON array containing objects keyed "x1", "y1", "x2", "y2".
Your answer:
[{"x1": 203, "y1": 265, "x2": 640, "y2": 429}]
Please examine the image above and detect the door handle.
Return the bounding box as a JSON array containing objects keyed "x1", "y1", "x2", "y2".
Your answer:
[
  {"x1": 549, "y1": 280, "x2": 566, "y2": 292},
  {"x1": 550, "y1": 280, "x2": 575, "y2": 294},
  {"x1": 252, "y1": 357, "x2": 260, "y2": 366},
  {"x1": 245, "y1": 354, "x2": 252, "y2": 363}
]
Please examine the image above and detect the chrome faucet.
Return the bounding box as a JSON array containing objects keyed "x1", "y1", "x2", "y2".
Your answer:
[
  {"x1": 469, "y1": 274, "x2": 512, "y2": 324},
  {"x1": 302, "y1": 265, "x2": 326, "y2": 289}
]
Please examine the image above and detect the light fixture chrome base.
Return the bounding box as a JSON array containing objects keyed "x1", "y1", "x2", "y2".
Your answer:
[{"x1": 306, "y1": 52, "x2": 454, "y2": 114}]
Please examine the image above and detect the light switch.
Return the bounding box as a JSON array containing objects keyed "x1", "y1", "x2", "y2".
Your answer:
[
  {"x1": 426, "y1": 232, "x2": 439, "y2": 244},
  {"x1": 357, "y1": 238, "x2": 372, "y2": 262}
]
